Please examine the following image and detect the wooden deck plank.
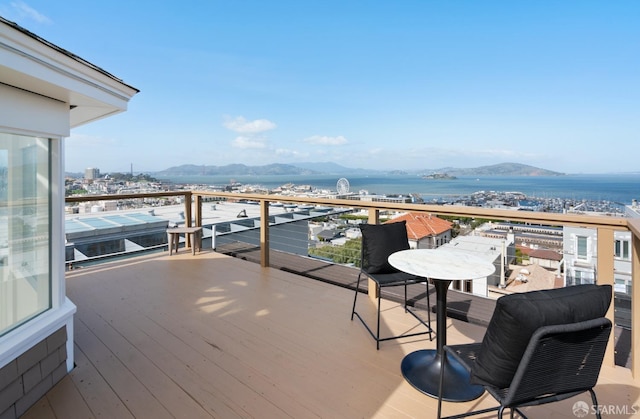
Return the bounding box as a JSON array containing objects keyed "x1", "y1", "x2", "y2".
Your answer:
[
  {"x1": 72, "y1": 316, "x2": 175, "y2": 419},
  {"x1": 70, "y1": 342, "x2": 136, "y2": 419},
  {"x1": 20, "y1": 394, "x2": 57, "y2": 419},
  {"x1": 220, "y1": 243, "x2": 634, "y2": 367},
  {"x1": 69, "y1": 256, "x2": 294, "y2": 419},
  {"x1": 86, "y1": 252, "x2": 361, "y2": 418},
  {"x1": 218, "y1": 243, "x2": 496, "y2": 326},
  {"x1": 63, "y1": 251, "x2": 444, "y2": 418},
  {"x1": 22, "y1": 374, "x2": 94, "y2": 419},
  {"x1": 26, "y1": 250, "x2": 640, "y2": 419},
  {"x1": 74, "y1": 306, "x2": 214, "y2": 419},
  {"x1": 133, "y1": 311, "x2": 312, "y2": 419},
  {"x1": 140, "y1": 256, "x2": 425, "y2": 418}
]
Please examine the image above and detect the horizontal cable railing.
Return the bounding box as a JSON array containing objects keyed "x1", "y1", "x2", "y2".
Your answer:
[{"x1": 65, "y1": 190, "x2": 638, "y2": 377}]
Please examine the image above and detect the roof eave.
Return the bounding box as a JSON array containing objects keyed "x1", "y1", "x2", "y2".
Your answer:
[{"x1": 0, "y1": 16, "x2": 139, "y2": 129}]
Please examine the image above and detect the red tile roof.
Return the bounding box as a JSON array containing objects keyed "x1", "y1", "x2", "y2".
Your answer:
[
  {"x1": 516, "y1": 245, "x2": 534, "y2": 255},
  {"x1": 386, "y1": 212, "x2": 453, "y2": 240}
]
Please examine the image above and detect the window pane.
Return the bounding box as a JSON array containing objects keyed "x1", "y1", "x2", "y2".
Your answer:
[
  {"x1": 577, "y1": 236, "x2": 588, "y2": 259},
  {"x1": 623, "y1": 241, "x2": 630, "y2": 259},
  {"x1": 0, "y1": 133, "x2": 51, "y2": 336}
]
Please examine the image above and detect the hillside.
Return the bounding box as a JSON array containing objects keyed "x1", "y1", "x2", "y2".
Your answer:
[
  {"x1": 155, "y1": 163, "x2": 319, "y2": 176},
  {"x1": 152, "y1": 162, "x2": 563, "y2": 177},
  {"x1": 440, "y1": 163, "x2": 564, "y2": 177}
]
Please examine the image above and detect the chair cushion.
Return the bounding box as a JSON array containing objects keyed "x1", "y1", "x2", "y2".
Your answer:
[
  {"x1": 360, "y1": 221, "x2": 410, "y2": 274},
  {"x1": 470, "y1": 284, "x2": 612, "y2": 388}
]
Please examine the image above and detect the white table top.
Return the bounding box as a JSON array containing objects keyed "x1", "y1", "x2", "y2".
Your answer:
[{"x1": 388, "y1": 248, "x2": 496, "y2": 281}]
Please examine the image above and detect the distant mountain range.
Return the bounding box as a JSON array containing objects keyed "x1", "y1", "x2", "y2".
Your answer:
[
  {"x1": 153, "y1": 162, "x2": 564, "y2": 177},
  {"x1": 155, "y1": 163, "x2": 317, "y2": 176},
  {"x1": 437, "y1": 163, "x2": 564, "y2": 177}
]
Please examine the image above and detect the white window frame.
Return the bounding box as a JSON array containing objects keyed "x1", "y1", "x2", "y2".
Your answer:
[
  {"x1": 614, "y1": 239, "x2": 630, "y2": 260},
  {"x1": 576, "y1": 235, "x2": 589, "y2": 260}
]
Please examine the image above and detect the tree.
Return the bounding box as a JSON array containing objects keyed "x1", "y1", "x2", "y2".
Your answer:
[
  {"x1": 309, "y1": 237, "x2": 362, "y2": 266},
  {"x1": 515, "y1": 248, "x2": 529, "y2": 264},
  {"x1": 107, "y1": 172, "x2": 159, "y2": 183}
]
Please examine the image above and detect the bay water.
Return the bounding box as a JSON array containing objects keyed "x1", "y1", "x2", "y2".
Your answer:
[{"x1": 158, "y1": 174, "x2": 640, "y2": 205}]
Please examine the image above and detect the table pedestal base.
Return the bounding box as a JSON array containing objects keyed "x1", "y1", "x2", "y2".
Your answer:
[{"x1": 400, "y1": 349, "x2": 484, "y2": 402}]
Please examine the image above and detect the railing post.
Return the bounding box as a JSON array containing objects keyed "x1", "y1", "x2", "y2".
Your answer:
[
  {"x1": 632, "y1": 229, "x2": 640, "y2": 379},
  {"x1": 184, "y1": 192, "x2": 192, "y2": 227},
  {"x1": 260, "y1": 199, "x2": 270, "y2": 267},
  {"x1": 367, "y1": 208, "x2": 380, "y2": 300},
  {"x1": 367, "y1": 208, "x2": 379, "y2": 225},
  {"x1": 184, "y1": 192, "x2": 192, "y2": 248},
  {"x1": 597, "y1": 227, "x2": 616, "y2": 368},
  {"x1": 194, "y1": 194, "x2": 202, "y2": 227}
]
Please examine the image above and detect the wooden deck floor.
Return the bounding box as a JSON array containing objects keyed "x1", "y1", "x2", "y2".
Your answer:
[
  {"x1": 23, "y1": 250, "x2": 640, "y2": 418},
  {"x1": 219, "y1": 243, "x2": 632, "y2": 368},
  {"x1": 217, "y1": 242, "x2": 498, "y2": 327}
]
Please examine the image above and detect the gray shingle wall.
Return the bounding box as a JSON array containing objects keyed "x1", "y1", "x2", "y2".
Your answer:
[{"x1": 0, "y1": 327, "x2": 68, "y2": 418}]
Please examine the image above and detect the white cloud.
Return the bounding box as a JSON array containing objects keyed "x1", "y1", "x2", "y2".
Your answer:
[
  {"x1": 10, "y1": 1, "x2": 52, "y2": 24},
  {"x1": 223, "y1": 116, "x2": 277, "y2": 133},
  {"x1": 231, "y1": 136, "x2": 267, "y2": 149},
  {"x1": 303, "y1": 135, "x2": 348, "y2": 146}
]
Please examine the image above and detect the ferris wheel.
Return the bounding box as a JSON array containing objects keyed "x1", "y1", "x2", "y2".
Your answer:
[{"x1": 336, "y1": 178, "x2": 350, "y2": 195}]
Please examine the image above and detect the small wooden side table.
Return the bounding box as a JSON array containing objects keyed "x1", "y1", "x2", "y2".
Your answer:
[{"x1": 167, "y1": 226, "x2": 203, "y2": 255}]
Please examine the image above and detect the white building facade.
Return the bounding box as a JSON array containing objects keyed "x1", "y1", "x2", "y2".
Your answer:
[
  {"x1": 441, "y1": 234, "x2": 515, "y2": 297},
  {"x1": 563, "y1": 226, "x2": 632, "y2": 295},
  {"x1": 0, "y1": 17, "x2": 137, "y2": 417}
]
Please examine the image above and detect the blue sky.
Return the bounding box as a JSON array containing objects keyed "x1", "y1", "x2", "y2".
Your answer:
[{"x1": 2, "y1": 1, "x2": 639, "y2": 174}]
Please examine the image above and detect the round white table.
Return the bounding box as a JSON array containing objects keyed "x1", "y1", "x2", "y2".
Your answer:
[{"x1": 388, "y1": 248, "x2": 496, "y2": 401}]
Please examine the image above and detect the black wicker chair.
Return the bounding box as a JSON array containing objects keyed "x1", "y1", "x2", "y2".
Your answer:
[
  {"x1": 351, "y1": 221, "x2": 433, "y2": 349},
  {"x1": 437, "y1": 284, "x2": 613, "y2": 419}
]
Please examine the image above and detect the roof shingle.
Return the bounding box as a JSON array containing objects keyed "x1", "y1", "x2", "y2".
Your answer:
[{"x1": 386, "y1": 212, "x2": 453, "y2": 240}]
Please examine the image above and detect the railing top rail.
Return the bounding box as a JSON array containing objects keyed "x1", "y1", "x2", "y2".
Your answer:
[
  {"x1": 65, "y1": 190, "x2": 629, "y2": 231},
  {"x1": 65, "y1": 191, "x2": 191, "y2": 203},
  {"x1": 628, "y1": 219, "x2": 640, "y2": 237},
  {"x1": 193, "y1": 191, "x2": 630, "y2": 230}
]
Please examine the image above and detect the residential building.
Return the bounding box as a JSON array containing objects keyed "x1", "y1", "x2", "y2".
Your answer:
[
  {"x1": 479, "y1": 221, "x2": 563, "y2": 250},
  {"x1": 501, "y1": 263, "x2": 563, "y2": 294},
  {"x1": 0, "y1": 16, "x2": 138, "y2": 417},
  {"x1": 441, "y1": 234, "x2": 515, "y2": 297},
  {"x1": 65, "y1": 213, "x2": 169, "y2": 262},
  {"x1": 563, "y1": 225, "x2": 632, "y2": 329},
  {"x1": 349, "y1": 193, "x2": 413, "y2": 204},
  {"x1": 387, "y1": 212, "x2": 453, "y2": 249},
  {"x1": 563, "y1": 226, "x2": 597, "y2": 286},
  {"x1": 527, "y1": 248, "x2": 563, "y2": 271},
  {"x1": 84, "y1": 167, "x2": 100, "y2": 180},
  {"x1": 625, "y1": 199, "x2": 640, "y2": 218}
]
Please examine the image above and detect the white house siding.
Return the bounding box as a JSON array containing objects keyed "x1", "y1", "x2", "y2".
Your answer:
[
  {"x1": 563, "y1": 226, "x2": 632, "y2": 293},
  {"x1": 0, "y1": 17, "x2": 137, "y2": 418}
]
